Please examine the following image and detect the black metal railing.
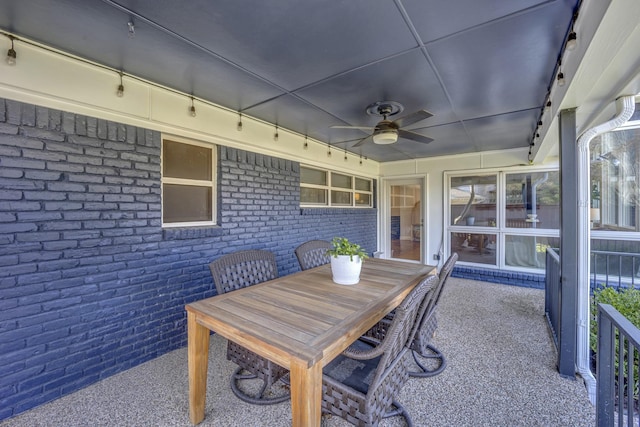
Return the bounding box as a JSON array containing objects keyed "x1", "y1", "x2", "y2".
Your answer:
[
  {"x1": 591, "y1": 250, "x2": 640, "y2": 291},
  {"x1": 545, "y1": 248, "x2": 561, "y2": 350},
  {"x1": 596, "y1": 303, "x2": 640, "y2": 426},
  {"x1": 544, "y1": 247, "x2": 576, "y2": 377}
]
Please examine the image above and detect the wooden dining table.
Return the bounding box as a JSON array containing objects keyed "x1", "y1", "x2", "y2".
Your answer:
[{"x1": 185, "y1": 258, "x2": 436, "y2": 426}]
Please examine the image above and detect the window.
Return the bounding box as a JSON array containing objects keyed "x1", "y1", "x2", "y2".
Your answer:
[
  {"x1": 300, "y1": 166, "x2": 372, "y2": 208},
  {"x1": 449, "y1": 175, "x2": 497, "y2": 227},
  {"x1": 162, "y1": 137, "x2": 216, "y2": 227},
  {"x1": 505, "y1": 171, "x2": 560, "y2": 229},
  {"x1": 589, "y1": 106, "x2": 640, "y2": 285},
  {"x1": 446, "y1": 169, "x2": 559, "y2": 271},
  {"x1": 590, "y1": 125, "x2": 640, "y2": 232}
]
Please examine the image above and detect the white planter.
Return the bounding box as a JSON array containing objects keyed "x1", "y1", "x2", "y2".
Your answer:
[{"x1": 330, "y1": 255, "x2": 362, "y2": 285}]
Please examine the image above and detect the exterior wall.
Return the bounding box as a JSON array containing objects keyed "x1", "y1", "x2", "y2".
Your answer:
[{"x1": 0, "y1": 98, "x2": 377, "y2": 420}]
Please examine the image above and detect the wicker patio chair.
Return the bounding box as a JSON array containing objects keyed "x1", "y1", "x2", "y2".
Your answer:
[
  {"x1": 321, "y1": 274, "x2": 438, "y2": 427},
  {"x1": 294, "y1": 239, "x2": 331, "y2": 270},
  {"x1": 407, "y1": 252, "x2": 458, "y2": 377},
  {"x1": 208, "y1": 249, "x2": 289, "y2": 405},
  {"x1": 361, "y1": 252, "x2": 458, "y2": 378}
]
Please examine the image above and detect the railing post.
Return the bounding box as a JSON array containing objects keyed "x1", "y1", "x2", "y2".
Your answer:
[{"x1": 596, "y1": 303, "x2": 615, "y2": 426}]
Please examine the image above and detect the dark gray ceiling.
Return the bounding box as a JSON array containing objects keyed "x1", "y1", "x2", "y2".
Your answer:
[{"x1": 0, "y1": 0, "x2": 578, "y2": 162}]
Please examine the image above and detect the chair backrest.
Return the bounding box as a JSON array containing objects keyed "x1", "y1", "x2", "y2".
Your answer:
[
  {"x1": 209, "y1": 250, "x2": 278, "y2": 295},
  {"x1": 369, "y1": 274, "x2": 439, "y2": 388},
  {"x1": 294, "y1": 240, "x2": 331, "y2": 270},
  {"x1": 433, "y1": 252, "x2": 458, "y2": 308},
  {"x1": 411, "y1": 252, "x2": 458, "y2": 340}
]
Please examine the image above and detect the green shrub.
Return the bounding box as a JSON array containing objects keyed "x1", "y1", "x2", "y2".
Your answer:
[
  {"x1": 590, "y1": 286, "x2": 640, "y2": 353},
  {"x1": 591, "y1": 286, "x2": 640, "y2": 404}
]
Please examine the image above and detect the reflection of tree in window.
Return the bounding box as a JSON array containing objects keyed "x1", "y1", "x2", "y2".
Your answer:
[
  {"x1": 590, "y1": 128, "x2": 640, "y2": 231},
  {"x1": 505, "y1": 172, "x2": 559, "y2": 229},
  {"x1": 450, "y1": 175, "x2": 496, "y2": 226}
]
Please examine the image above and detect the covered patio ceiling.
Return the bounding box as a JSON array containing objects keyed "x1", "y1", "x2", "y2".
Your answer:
[{"x1": 0, "y1": 0, "x2": 579, "y2": 162}]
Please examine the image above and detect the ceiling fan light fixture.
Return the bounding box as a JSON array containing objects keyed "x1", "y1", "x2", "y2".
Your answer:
[{"x1": 372, "y1": 130, "x2": 398, "y2": 145}]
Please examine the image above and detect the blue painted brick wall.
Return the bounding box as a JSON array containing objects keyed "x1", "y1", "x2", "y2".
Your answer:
[
  {"x1": 0, "y1": 98, "x2": 377, "y2": 421},
  {"x1": 451, "y1": 265, "x2": 545, "y2": 289}
]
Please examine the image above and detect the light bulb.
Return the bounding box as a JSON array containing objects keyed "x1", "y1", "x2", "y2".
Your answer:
[
  {"x1": 557, "y1": 72, "x2": 565, "y2": 87},
  {"x1": 6, "y1": 37, "x2": 16, "y2": 66},
  {"x1": 116, "y1": 84, "x2": 124, "y2": 97},
  {"x1": 127, "y1": 21, "x2": 136, "y2": 38},
  {"x1": 566, "y1": 32, "x2": 577, "y2": 51},
  {"x1": 6, "y1": 48, "x2": 16, "y2": 66},
  {"x1": 189, "y1": 105, "x2": 197, "y2": 117}
]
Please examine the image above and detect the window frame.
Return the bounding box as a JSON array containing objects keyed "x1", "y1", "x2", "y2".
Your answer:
[
  {"x1": 161, "y1": 135, "x2": 217, "y2": 228},
  {"x1": 300, "y1": 165, "x2": 373, "y2": 208},
  {"x1": 445, "y1": 166, "x2": 560, "y2": 272}
]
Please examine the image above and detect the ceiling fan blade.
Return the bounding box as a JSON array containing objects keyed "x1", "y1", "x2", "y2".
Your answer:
[
  {"x1": 393, "y1": 109, "x2": 433, "y2": 128},
  {"x1": 330, "y1": 125, "x2": 376, "y2": 130},
  {"x1": 398, "y1": 129, "x2": 434, "y2": 145},
  {"x1": 352, "y1": 135, "x2": 374, "y2": 147}
]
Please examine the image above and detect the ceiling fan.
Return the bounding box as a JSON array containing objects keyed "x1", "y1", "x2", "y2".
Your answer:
[{"x1": 332, "y1": 101, "x2": 434, "y2": 147}]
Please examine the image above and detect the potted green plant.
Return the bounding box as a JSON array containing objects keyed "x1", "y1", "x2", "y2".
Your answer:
[{"x1": 326, "y1": 237, "x2": 369, "y2": 285}]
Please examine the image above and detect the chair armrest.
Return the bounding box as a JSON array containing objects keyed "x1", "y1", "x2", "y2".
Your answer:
[{"x1": 342, "y1": 336, "x2": 386, "y2": 360}]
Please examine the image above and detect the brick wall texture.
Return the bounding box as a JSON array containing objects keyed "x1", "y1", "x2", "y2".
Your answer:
[{"x1": 0, "y1": 98, "x2": 377, "y2": 420}]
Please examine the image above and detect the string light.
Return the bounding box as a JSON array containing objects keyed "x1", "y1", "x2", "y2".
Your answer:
[
  {"x1": 237, "y1": 113, "x2": 243, "y2": 131},
  {"x1": 359, "y1": 155, "x2": 363, "y2": 165},
  {"x1": 530, "y1": 4, "x2": 580, "y2": 156},
  {"x1": 327, "y1": 143, "x2": 332, "y2": 157},
  {"x1": 303, "y1": 136, "x2": 308, "y2": 150},
  {"x1": 565, "y1": 11, "x2": 579, "y2": 51},
  {"x1": 557, "y1": 71, "x2": 566, "y2": 87},
  {"x1": 189, "y1": 96, "x2": 196, "y2": 117},
  {"x1": 116, "y1": 71, "x2": 124, "y2": 97},
  {"x1": 0, "y1": 33, "x2": 302, "y2": 144},
  {"x1": 127, "y1": 21, "x2": 136, "y2": 38},
  {"x1": 566, "y1": 31, "x2": 577, "y2": 50},
  {"x1": 344, "y1": 148, "x2": 348, "y2": 162},
  {"x1": 274, "y1": 125, "x2": 279, "y2": 142},
  {"x1": 6, "y1": 36, "x2": 16, "y2": 66}
]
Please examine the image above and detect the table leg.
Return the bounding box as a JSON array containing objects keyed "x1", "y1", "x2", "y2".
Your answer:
[
  {"x1": 188, "y1": 311, "x2": 210, "y2": 425},
  {"x1": 289, "y1": 359, "x2": 322, "y2": 427}
]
